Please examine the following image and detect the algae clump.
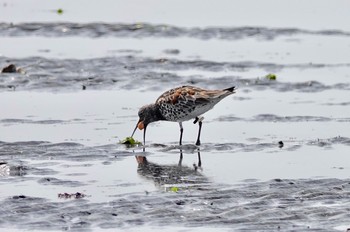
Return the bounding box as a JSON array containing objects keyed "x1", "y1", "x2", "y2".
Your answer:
[
  {"x1": 265, "y1": 73, "x2": 277, "y2": 80},
  {"x1": 120, "y1": 137, "x2": 142, "y2": 146}
]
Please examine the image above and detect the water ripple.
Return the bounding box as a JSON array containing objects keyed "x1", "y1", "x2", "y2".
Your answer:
[
  {"x1": 1, "y1": 56, "x2": 349, "y2": 92},
  {"x1": 216, "y1": 114, "x2": 350, "y2": 123},
  {"x1": 1, "y1": 23, "x2": 350, "y2": 40}
]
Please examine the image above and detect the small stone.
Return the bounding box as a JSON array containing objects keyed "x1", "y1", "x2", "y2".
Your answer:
[
  {"x1": 278, "y1": 141, "x2": 284, "y2": 148},
  {"x1": 1, "y1": 64, "x2": 17, "y2": 73},
  {"x1": 175, "y1": 200, "x2": 185, "y2": 205},
  {"x1": 13, "y1": 195, "x2": 26, "y2": 199},
  {"x1": 163, "y1": 49, "x2": 180, "y2": 55}
]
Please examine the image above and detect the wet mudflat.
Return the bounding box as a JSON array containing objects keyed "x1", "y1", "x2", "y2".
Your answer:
[{"x1": 1, "y1": 0, "x2": 350, "y2": 231}]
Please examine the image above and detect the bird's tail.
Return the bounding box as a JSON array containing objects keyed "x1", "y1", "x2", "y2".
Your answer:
[{"x1": 224, "y1": 86, "x2": 235, "y2": 92}]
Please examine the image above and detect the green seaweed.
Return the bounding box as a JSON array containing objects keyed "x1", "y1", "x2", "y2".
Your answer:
[
  {"x1": 120, "y1": 137, "x2": 142, "y2": 146},
  {"x1": 169, "y1": 187, "x2": 179, "y2": 192},
  {"x1": 265, "y1": 73, "x2": 277, "y2": 80}
]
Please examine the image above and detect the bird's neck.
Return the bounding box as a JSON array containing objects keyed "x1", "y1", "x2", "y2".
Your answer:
[{"x1": 146, "y1": 103, "x2": 166, "y2": 123}]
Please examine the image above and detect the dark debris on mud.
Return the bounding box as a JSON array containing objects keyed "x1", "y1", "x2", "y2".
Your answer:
[{"x1": 58, "y1": 192, "x2": 87, "y2": 199}]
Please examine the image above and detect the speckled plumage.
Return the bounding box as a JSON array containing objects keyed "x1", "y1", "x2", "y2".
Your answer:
[{"x1": 132, "y1": 85, "x2": 235, "y2": 146}]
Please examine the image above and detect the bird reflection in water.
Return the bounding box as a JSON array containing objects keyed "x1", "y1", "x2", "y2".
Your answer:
[{"x1": 135, "y1": 149, "x2": 207, "y2": 188}]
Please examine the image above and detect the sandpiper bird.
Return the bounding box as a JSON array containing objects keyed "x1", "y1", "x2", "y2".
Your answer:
[{"x1": 131, "y1": 85, "x2": 235, "y2": 146}]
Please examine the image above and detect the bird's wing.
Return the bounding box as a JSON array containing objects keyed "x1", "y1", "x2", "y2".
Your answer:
[{"x1": 156, "y1": 86, "x2": 210, "y2": 107}]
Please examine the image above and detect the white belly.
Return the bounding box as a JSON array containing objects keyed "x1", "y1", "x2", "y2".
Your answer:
[{"x1": 164, "y1": 103, "x2": 215, "y2": 122}]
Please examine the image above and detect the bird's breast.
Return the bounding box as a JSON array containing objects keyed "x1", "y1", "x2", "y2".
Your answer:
[{"x1": 159, "y1": 102, "x2": 214, "y2": 122}]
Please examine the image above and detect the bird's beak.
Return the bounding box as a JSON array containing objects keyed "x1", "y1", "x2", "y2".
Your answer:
[
  {"x1": 131, "y1": 119, "x2": 147, "y2": 148},
  {"x1": 131, "y1": 119, "x2": 145, "y2": 137},
  {"x1": 131, "y1": 120, "x2": 140, "y2": 137}
]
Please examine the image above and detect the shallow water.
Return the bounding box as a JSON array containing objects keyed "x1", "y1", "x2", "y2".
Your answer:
[{"x1": 1, "y1": 0, "x2": 350, "y2": 231}]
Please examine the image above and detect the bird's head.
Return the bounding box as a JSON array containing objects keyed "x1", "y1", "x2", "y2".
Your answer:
[{"x1": 131, "y1": 104, "x2": 160, "y2": 137}]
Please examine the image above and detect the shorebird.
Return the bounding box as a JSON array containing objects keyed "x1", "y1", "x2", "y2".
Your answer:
[{"x1": 131, "y1": 85, "x2": 235, "y2": 146}]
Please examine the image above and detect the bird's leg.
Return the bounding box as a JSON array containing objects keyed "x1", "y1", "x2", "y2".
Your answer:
[
  {"x1": 195, "y1": 121, "x2": 202, "y2": 145},
  {"x1": 193, "y1": 117, "x2": 199, "y2": 124},
  {"x1": 179, "y1": 122, "x2": 183, "y2": 146},
  {"x1": 197, "y1": 148, "x2": 202, "y2": 168},
  {"x1": 142, "y1": 126, "x2": 147, "y2": 152},
  {"x1": 195, "y1": 116, "x2": 204, "y2": 146},
  {"x1": 193, "y1": 148, "x2": 202, "y2": 171},
  {"x1": 178, "y1": 149, "x2": 183, "y2": 166}
]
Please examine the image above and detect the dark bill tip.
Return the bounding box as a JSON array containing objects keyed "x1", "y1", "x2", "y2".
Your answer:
[{"x1": 131, "y1": 120, "x2": 140, "y2": 137}]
